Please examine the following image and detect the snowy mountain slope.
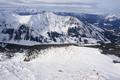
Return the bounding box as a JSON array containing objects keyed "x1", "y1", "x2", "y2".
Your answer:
[
  {"x1": 0, "y1": 46, "x2": 120, "y2": 80},
  {"x1": 0, "y1": 11, "x2": 110, "y2": 45},
  {"x1": 56, "y1": 12, "x2": 120, "y2": 44},
  {"x1": 105, "y1": 14, "x2": 120, "y2": 22}
]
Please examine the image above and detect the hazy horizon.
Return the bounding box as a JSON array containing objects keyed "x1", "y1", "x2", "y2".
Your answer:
[{"x1": 0, "y1": 0, "x2": 119, "y2": 14}]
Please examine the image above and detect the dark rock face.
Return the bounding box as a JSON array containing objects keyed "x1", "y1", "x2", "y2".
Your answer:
[
  {"x1": 47, "y1": 31, "x2": 64, "y2": 42},
  {"x1": 1, "y1": 24, "x2": 45, "y2": 43}
]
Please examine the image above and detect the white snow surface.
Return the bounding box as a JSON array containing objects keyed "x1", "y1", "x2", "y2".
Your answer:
[
  {"x1": 28, "y1": 12, "x2": 83, "y2": 36},
  {"x1": 17, "y1": 15, "x2": 31, "y2": 24},
  {"x1": 0, "y1": 46, "x2": 120, "y2": 80}
]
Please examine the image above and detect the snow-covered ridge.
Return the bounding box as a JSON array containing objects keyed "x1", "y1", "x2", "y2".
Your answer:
[
  {"x1": 0, "y1": 46, "x2": 120, "y2": 80},
  {"x1": 105, "y1": 14, "x2": 120, "y2": 21},
  {"x1": 0, "y1": 11, "x2": 110, "y2": 45}
]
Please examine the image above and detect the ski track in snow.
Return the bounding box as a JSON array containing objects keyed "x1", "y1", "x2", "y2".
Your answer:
[{"x1": 0, "y1": 46, "x2": 120, "y2": 80}]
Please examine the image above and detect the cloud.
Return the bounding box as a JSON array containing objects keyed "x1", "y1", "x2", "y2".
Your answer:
[
  {"x1": 0, "y1": 0, "x2": 96, "y2": 9},
  {"x1": 0, "y1": 0, "x2": 119, "y2": 14}
]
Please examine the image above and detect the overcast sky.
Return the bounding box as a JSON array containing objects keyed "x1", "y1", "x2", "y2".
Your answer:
[{"x1": 0, "y1": 0, "x2": 119, "y2": 14}]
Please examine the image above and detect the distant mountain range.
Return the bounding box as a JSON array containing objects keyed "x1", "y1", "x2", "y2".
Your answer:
[
  {"x1": 0, "y1": 11, "x2": 111, "y2": 46},
  {"x1": 56, "y1": 12, "x2": 120, "y2": 44},
  {"x1": 0, "y1": 9, "x2": 120, "y2": 46}
]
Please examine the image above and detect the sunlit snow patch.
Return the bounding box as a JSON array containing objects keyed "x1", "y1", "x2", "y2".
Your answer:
[{"x1": 17, "y1": 15, "x2": 31, "y2": 24}]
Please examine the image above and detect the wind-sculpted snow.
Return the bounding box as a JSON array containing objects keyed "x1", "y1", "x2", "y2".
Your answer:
[
  {"x1": 0, "y1": 11, "x2": 110, "y2": 45},
  {"x1": 0, "y1": 46, "x2": 120, "y2": 80}
]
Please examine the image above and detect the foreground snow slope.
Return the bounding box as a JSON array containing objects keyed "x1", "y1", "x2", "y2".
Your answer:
[{"x1": 0, "y1": 46, "x2": 120, "y2": 80}]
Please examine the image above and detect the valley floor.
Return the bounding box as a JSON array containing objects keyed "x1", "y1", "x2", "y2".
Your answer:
[{"x1": 0, "y1": 46, "x2": 120, "y2": 80}]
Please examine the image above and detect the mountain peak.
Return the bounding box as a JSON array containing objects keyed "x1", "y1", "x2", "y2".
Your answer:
[
  {"x1": 105, "y1": 14, "x2": 120, "y2": 21},
  {"x1": 0, "y1": 12, "x2": 110, "y2": 45}
]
